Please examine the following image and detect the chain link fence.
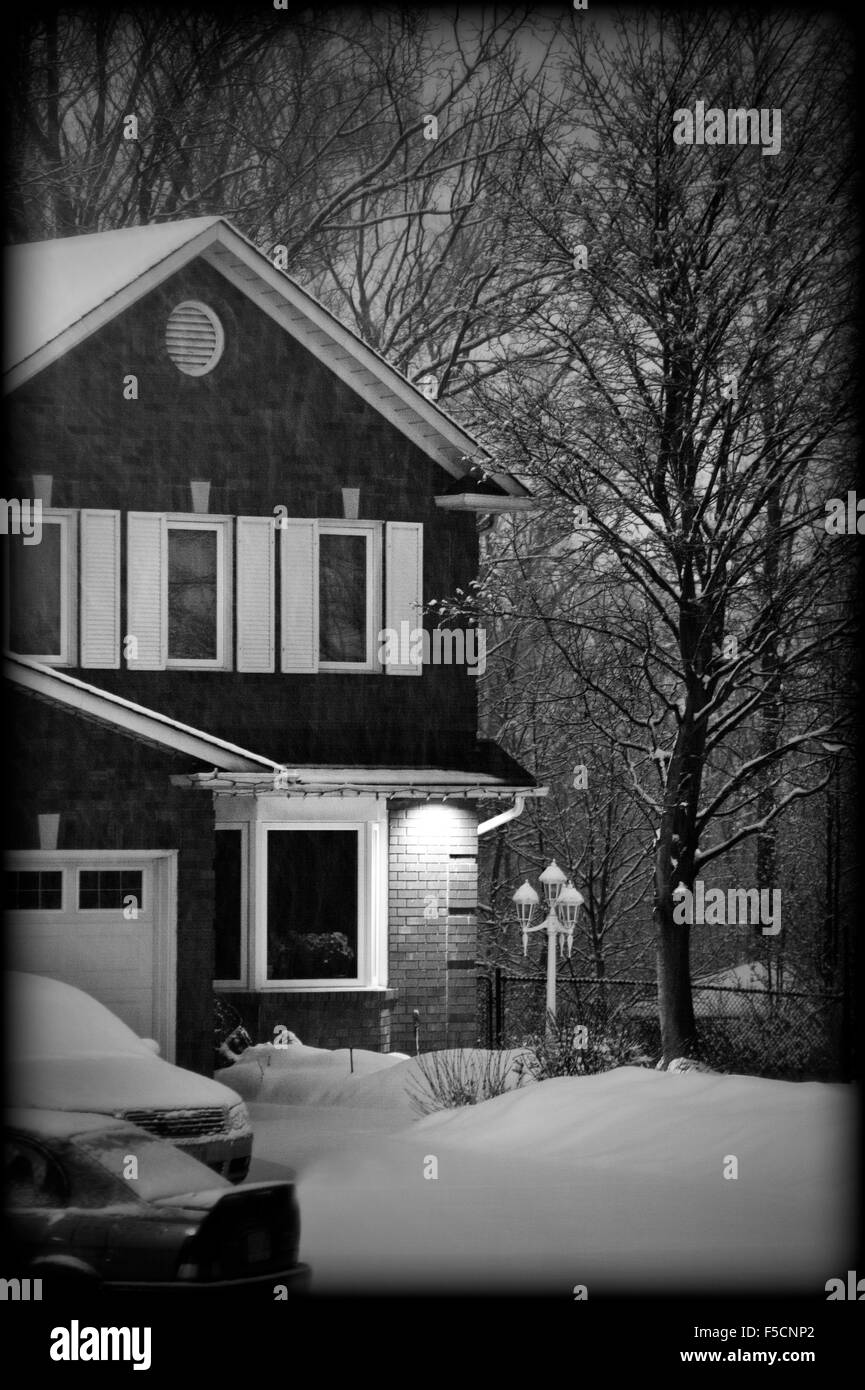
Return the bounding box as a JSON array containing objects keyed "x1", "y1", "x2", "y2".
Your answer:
[{"x1": 476, "y1": 971, "x2": 849, "y2": 1081}]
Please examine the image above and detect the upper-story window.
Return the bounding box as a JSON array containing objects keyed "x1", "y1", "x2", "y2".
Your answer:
[
  {"x1": 318, "y1": 523, "x2": 380, "y2": 670},
  {"x1": 127, "y1": 512, "x2": 232, "y2": 671},
  {"x1": 2, "y1": 510, "x2": 76, "y2": 666},
  {"x1": 3, "y1": 509, "x2": 423, "y2": 677},
  {"x1": 166, "y1": 520, "x2": 226, "y2": 667}
]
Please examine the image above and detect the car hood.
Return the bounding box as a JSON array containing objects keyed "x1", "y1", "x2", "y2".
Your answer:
[{"x1": 10, "y1": 1054, "x2": 243, "y2": 1113}]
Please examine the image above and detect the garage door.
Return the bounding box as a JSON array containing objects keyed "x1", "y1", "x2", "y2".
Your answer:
[{"x1": 4, "y1": 850, "x2": 177, "y2": 1059}]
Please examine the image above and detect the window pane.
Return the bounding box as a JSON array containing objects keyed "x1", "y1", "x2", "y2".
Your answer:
[
  {"x1": 267, "y1": 830, "x2": 358, "y2": 980},
  {"x1": 78, "y1": 870, "x2": 143, "y2": 911},
  {"x1": 7, "y1": 523, "x2": 62, "y2": 655},
  {"x1": 214, "y1": 830, "x2": 242, "y2": 980},
  {"x1": 168, "y1": 528, "x2": 217, "y2": 660},
  {"x1": 319, "y1": 534, "x2": 366, "y2": 663},
  {"x1": 4, "y1": 871, "x2": 63, "y2": 910}
]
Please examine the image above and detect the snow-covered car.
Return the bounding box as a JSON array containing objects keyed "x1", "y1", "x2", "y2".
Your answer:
[
  {"x1": 4, "y1": 1109, "x2": 309, "y2": 1293},
  {"x1": 6, "y1": 972, "x2": 252, "y2": 1182}
]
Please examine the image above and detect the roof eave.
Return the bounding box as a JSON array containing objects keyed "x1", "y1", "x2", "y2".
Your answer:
[
  {"x1": 435, "y1": 493, "x2": 535, "y2": 513},
  {"x1": 171, "y1": 770, "x2": 547, "y2": 799}
]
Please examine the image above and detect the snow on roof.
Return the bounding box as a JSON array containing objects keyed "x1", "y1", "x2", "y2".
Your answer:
[
  {"x1": 4, "y1": 216, "x2": 529, "y2": 496},
  {"x1": 692, "y1": 960, "x2": 802, "y2": 991},
  {"x1": 6, "y1": 217, "x2": 221, "y2": 371}
]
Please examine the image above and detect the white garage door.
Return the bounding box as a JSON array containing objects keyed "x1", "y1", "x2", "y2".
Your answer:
[{"x1": 5, "y1": 850, "x2": 177, "y2": 1059}]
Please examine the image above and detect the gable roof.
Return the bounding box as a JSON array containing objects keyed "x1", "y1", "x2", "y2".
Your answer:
[{"x1": 4, "y1": 217, "x2": 528, "y2": 494}]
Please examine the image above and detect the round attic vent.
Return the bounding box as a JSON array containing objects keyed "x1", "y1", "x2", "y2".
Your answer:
[{"x1": 165, "y1": 301, "x2": 224, "y2": 376}]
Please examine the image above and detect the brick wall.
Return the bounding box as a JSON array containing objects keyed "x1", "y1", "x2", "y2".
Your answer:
[
  {"x1": 220, "y1": 990, "x2": 397, "y2": 1053},
  {"x1": 388, "y1": 801, "x2": 479, "y2": 1054}
]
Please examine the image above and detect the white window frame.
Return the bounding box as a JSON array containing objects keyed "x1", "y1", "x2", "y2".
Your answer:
[
  {"x1": 3, "y1": 866, "x2": 67, "y2": 912},
  {"x1": 213, "y1": 822, "x2": 249, "y2": 989},
  {"x1": 214, "y1": 794, "x2": 387, "y2": 991},
  {"x1": 317, "y1": 519, "x2": 382, "y2": 673},
  {"x1": 259, "y1": 821, "x2": 366, "y2": 988},
  {"x1": 4, "y1": 858, "x2": 155, "y2": 921},
  {"x1": 3, "y1": 509, "x2": 77, "y2": 666},
  {"x1": 165, "y1": 514, "x2": 232, "y2": 670},
  {"x1": 74, "y1": 864, "x2": 151, "y2": 919}
]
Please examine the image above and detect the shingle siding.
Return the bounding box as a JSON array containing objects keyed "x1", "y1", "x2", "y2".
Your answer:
[{"x1": 7, "y1": 258, "x2": 480, "y2": 757}]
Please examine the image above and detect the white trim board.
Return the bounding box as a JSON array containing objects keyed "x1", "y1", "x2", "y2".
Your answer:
[{"x1": 3, "y1": 652, "x2": 284, "y2": 772}]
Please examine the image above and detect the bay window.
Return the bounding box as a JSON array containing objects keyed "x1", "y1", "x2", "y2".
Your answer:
[{"x1": 214, "y1": 796, "x2": 386, "y2": 990}]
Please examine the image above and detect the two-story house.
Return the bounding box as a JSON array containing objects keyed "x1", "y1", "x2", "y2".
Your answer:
[{"x1": 2, "y1": 216, "x2": 540, "y2": 1075}]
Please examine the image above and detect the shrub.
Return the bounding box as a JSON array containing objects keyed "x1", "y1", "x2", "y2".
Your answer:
[
  {"x1": 407, "y1": 1047, "x2": 526, "y2": 1117},
  {"x1": 520, "y1": 1005, "x2": 653, "y2": 1081}
]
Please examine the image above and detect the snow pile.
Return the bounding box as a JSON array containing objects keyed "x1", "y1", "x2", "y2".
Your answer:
[
  {"x1": 282, "y1": 1066, "x2": 856, "y2": 1293},
  {"x1": 224, "y1": 1041, "x2": 411, "y2": 1107},
  {"x1": 226, "y1": 1043, "x2": 530, "y2": 1111},
  {"x1": 410, "y1": 1065, "x2": 845, "y2": 1177}
]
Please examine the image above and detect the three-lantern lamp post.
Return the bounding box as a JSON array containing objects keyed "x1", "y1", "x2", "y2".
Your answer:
[{"x1": 512, "y1": 861, "x2": 585, "y2": 1033}]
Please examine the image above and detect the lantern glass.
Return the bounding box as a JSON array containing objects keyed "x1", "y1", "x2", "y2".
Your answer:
[
  {"x1": 539, "y1": 860, "x2": 567, "y2": 905},
  {"x1": 557, "y1": 881, "x2": 584, "y2": 928},
  {"x1": 512, "y1": 880, "x2": 539, "y2": 928}
]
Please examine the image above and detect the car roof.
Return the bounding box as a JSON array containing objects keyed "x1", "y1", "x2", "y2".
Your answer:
[
  {"x1": 6, "y1": 971, "x2": 149, "y2": 1058},
  {"x1": 5, "y1": 1108, "x2": 138, "y2": 1140}
]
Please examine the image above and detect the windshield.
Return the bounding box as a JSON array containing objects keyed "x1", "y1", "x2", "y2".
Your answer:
[{"x1": 76, "y1": 1129, "x2": 231, "y2": 1202}]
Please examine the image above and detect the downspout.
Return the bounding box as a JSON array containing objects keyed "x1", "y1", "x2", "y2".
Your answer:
[{"x1": 477, "y1": 794, "x2": 528, "y2": 837}]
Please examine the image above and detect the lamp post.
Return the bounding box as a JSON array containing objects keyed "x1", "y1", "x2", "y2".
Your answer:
[{"x1": 513, "y1": 862, "x2": 585, "y2": 1034}]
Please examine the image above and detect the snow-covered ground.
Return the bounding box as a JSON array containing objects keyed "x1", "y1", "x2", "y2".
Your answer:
[{"x1": 231, "y1": 1043, "x2": 856, "y2": 1296}]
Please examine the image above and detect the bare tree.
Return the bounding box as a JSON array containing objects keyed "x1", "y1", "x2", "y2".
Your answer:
[
  {"x1": 7, "y1": 5, "x2": 563, "y2": 389},
  {"x1": 464, "y1": 10, "x2": 856, "y2": 1059}
]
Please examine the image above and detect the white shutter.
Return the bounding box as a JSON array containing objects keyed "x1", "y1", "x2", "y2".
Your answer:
[
  {"x1": 126, "y1": 512, "x2": 167, "y2": 669},
  {"x1": 236, "y1": 517, "x2": 275, "y2": 672},
  {"x1": 385, "y1": 522, "x2": 423, "y2": 675},
  {"x1": 280, "y1": 519, "x2": 318, "y2": 672},
  {"x1": 79, "y1": 510, "x2": 120, "y2": 668}
]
